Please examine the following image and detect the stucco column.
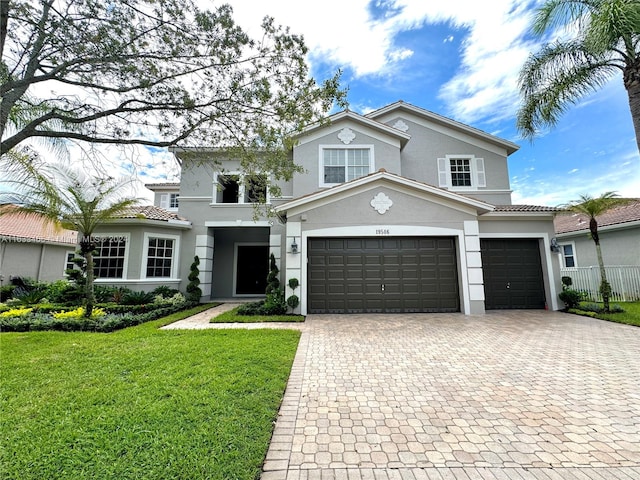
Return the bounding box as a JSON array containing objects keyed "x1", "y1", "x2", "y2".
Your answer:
[
  {"x1": 464, "y1": 220, "x2": 485, "y2": 314},
  {"x1": 194, "y1": 233, "x2": 214, "y2": 298},
  {"x1": 284, "y1": 221, "x2": 302, "y2": 314}
]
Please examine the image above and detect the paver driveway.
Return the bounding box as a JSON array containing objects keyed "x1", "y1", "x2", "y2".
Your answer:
[{"x1": 262, "y1": 311, "x2": 640, "y2": 479}]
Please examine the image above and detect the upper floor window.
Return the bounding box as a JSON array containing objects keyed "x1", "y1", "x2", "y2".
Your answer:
[
  {"x1": 213, "y1": 173, "x2": 268, "y2": 204},
  {"x1": 93, "y1": 236, "x2": 128, "y2": 279},
  {"x1": 160, "y1": 192, "x2": 179, "y2": 211},
  {"x1": 320, "y1": 147, "x2": 373, "y2": 186},
  {"x1": 438, "y1": 155, "x2": 485, "y2": 190}
]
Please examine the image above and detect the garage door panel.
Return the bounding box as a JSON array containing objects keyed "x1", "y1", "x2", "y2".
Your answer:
[
  {"x1": 481, "y1": 239, "x2": 545, "y2": 310},
  {"x1": 308, "y1": 236, "x2": 459, "y2": 314}
]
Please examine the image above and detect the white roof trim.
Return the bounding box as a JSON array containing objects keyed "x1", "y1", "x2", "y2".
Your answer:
[
  {"x1": 275, "y1": 170, "x2": 495, "y2": 215},
  {"x1": 366, "y1": 101, "x2": 519, "y2": 155},
  {"x1": 295, "y1": 110, "x2": 411, "y2": 147}
]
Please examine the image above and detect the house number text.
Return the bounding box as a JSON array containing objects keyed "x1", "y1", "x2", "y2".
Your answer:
[{"x1": 376, "y1": 229, "x2": 390, "y2": 235}]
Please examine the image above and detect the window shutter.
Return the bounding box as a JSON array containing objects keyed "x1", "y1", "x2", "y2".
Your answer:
[
  {"x1": 159, "y1": 193, "x2": 169, "y2": 209},
  {"x1": 437, "y1": 158, "x2": 448, "y2": 187},
  {"x1": 475, "y1": 158, "x2": 486, "y2": 187}
]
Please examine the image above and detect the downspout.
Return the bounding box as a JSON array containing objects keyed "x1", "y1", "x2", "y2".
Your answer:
[{"x1": 37, "y1": 244, "x2": 46, "y2": 281}]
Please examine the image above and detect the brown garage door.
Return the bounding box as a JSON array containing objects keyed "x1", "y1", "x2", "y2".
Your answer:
[
  {"x1": 307, "y1": 237, "x2": 459, "y2": 314},
  {"x1": 480, "y1": 238, "x2": 546, "y2": 309}
]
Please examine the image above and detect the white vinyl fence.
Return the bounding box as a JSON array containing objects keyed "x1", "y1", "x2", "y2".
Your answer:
[{"x1": 560, "y1": 266, "x2": 640, "y2": 302}]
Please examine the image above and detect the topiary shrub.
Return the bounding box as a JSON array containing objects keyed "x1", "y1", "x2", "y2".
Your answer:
[
  {"x1": 559, "y1": 289, "x2": 583, "y2": 309},
  {"x1": 265, "y1": 253, "x2": 280, "y2": 294},
  {"x1": 186, "y1": 256, "x2": 202, "y2": 303}
]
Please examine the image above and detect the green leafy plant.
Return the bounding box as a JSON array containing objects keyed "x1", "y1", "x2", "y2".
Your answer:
[
  {"x1": 559, "y1": 289, "x2": 584, "y2": 309},
  {"x1": 121, "y1": 290, "x2": 155, "y2": 305},
  {"x1": 265, "y1": 253, "x2": 280, "y2": 294},
  {"x1": 186, "y1": 256, "x2": 202, "y2": 303}
]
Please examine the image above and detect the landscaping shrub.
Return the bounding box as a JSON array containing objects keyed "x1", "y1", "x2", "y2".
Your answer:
[
  {"x1": 121, "y1": 290, "x2": 156, "y2": 305},
  {"x1": 0, "y1": 284, "x2": 16, "y2": 302},
  {"x1": 559, "y1": 289, "x2": 584, "y2": 309},
  {"x1": 152, "y1": 285, "x2": 180, "y2": 298},
  {"x1": 579, "y1": 303, "x2": 625, "y2": 314},
  {"x1": 186, "y1": 256, "x2": 202, "y2": 302},
  {"x1": 0, "y1": 301, "x2": 195, "y2": 333}
]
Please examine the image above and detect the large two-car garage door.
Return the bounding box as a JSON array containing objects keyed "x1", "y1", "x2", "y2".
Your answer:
[{"x1": 307, "y1": 237, "x2": 459, "y2": 313}]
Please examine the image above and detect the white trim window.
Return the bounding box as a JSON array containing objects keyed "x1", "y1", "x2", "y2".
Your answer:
[
  {"x1": 438, "y1": 155, "x2": 486, "y2": 190},
  {"x1": 320, "y1": 146, "x2": 374, "y2": 186},
  {"x1": 213, "y1": 172, "x2": 269, "y2": 204},
  {"x1": 93, "y1": 235, "x2": 129, "y2": 279},
  {"x1": 142, "y1": 233, "x2": 180, "y2": 279},
  {"x1": 64, "y1": 251, "x2": 77, "y2": 275},
  {"x1": 160, "y1": 193, "x2": 180, "y2": 211},
  {"x1": 560, "y1": 243, "x2": 576, "y2": 268}
]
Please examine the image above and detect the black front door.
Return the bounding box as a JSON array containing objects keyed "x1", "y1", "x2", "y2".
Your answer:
[{"x1": 235, "y1": 245, "x2": 269, "y2": 295}]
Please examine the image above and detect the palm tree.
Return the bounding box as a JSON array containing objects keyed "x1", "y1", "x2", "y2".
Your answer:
[
  {"x1": 0, "y1": 158, "x2": 139, "y2": 316},
  {"x1": 562, "y1": 191, "x2": 629, "y2": 312},
  {"x1": 517, "y1": 0, "x2": 640, "y2": 152}
]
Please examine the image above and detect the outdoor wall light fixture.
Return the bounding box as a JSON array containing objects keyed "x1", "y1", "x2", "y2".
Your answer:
[
  {"x1": 550, "y1": 237, "x2": 560, "y2": 253},
  {"x1": 291, "y1": 239, "x2": 298, "y2": 254}
]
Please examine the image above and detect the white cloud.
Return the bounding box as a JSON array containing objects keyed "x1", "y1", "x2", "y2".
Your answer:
[{"x1": 219, "y1": 0, "x2": 544, "y2": 123}]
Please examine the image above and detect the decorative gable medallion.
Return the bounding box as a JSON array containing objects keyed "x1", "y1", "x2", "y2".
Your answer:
[
  {"x1": 338, "y1": 127, "x2": 356, "y2": 144},
  {"x1": 393, "y1": 119, "x2": 409, "y2": 132},
  {"x1": 370, "y1": 192, "x2": 393, "y2": 215}
]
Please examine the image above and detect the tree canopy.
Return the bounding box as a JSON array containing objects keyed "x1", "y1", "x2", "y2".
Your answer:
[
  {"x1": 1, "y1": 0, "x2": 346, "y2": 174},
  {"x1": 517, "y1": 0, "x2": 640, "y2": 152}
]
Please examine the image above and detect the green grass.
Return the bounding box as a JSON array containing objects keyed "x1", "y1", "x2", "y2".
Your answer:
[
  {"x1": 1, "y1": 313, "x2": 300, "y2": 480},
  {"x1": 569, "y1": 301, "x2": 640, "y2": 327},
  {"x1": 211, "y1": 306, "x2": 305, "y2": 323}
]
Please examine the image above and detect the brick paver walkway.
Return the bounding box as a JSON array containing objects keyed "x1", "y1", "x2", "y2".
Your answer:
[{"x1": 261, "y1": 311, "x2": 640, "y2": 479}]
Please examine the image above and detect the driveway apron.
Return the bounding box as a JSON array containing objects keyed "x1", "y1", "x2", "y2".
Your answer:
[{"x1": 262, "y1": 311, "x2": 640, "y2": 479}]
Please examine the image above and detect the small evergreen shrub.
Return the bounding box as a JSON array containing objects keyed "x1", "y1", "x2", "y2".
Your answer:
[
  {"x1": 559, "y1": 289, "x2": 583, "y2": 309},
  {"x1": 186, "y1": 256, "x2": 202, "y2": 302}
]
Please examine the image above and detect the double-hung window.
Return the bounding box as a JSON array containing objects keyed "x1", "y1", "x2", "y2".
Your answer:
[
  {"x1": 160, "y1": 192, "x2": 179, "y2": 211},
  {"x1": 561, "y1": 244, "x2": 576, "y2": 268},
  {"x1": 438, "y1": 155, "x2": 485, "y2": 190},
  {"x1": 321, "y1": 147, "x2": 372, "y2": 186}
]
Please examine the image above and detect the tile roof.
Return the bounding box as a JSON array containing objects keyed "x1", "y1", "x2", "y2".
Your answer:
[
  {"x1": 554, "y1": 199, "x2": 640, "y2": 234},
  {"x1": 0, "y1": 207, "x2": 78, "y2": 245},
  {"x1": 117, "y1": 205, "x2": 188, "y2": 222},
  {"x1": 144, "y1": 182, "x2": 180, "y2": 188},
  {"x1": 493, "y1": 205, "x2": 560, "y2": 212}
]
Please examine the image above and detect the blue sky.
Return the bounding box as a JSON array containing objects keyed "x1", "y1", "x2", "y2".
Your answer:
[{"x1": 216, "y1": 0, "x2": 639, "y2": 206}]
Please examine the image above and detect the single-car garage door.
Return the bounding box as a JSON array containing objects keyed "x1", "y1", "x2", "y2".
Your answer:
[
  {"x1": 307, "y1": 237, "x2": 459, "y2": 313},
  {"x1": 480, "y1": 238, "x2": 546, "y2": 309}
]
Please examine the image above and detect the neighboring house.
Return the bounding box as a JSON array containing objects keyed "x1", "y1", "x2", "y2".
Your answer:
[
  {"x1": 158, "y1": 100, "x2": 562, "y2": 315},
  {"x1": 554, "y1": 199, "x2": 640, "y2": 268},
  {"x1": 554, "y1": 199, "x2": 640, "y2": 301},
  {"x1": 0, "y1": 206, "x2": 78, "y2": 283}
]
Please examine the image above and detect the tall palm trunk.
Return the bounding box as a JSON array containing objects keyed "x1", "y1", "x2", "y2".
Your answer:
[
  {"x1": 589, "y1": 217, "x2": 611, "y2": 312},
  {"x1": 623, "y1": 60, "x2": 640, "y2": 154},
  {"x1": 84, "y1": 250, "x2": 95, "y2": 318}
]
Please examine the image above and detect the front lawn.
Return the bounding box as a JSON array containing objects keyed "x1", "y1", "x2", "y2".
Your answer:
[
  {"x1": 211, "y1": 306, "x2": 305, "y2": 323},
  {"x1": 1, "y1": 315, "x2": 300, "y2": 480},
  {"x1": 569, "y1": 301, "x2": 640, "y2": 327}
]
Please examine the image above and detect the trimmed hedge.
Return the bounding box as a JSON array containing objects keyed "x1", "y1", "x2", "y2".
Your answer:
[{"x1": 0, "y1": 302, "x2": 197, "y2": 333}]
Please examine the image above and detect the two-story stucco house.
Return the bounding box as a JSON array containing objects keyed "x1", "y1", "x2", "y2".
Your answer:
[{"x1": 144, "y1": 101, "x2": 561, "y2": 315}]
